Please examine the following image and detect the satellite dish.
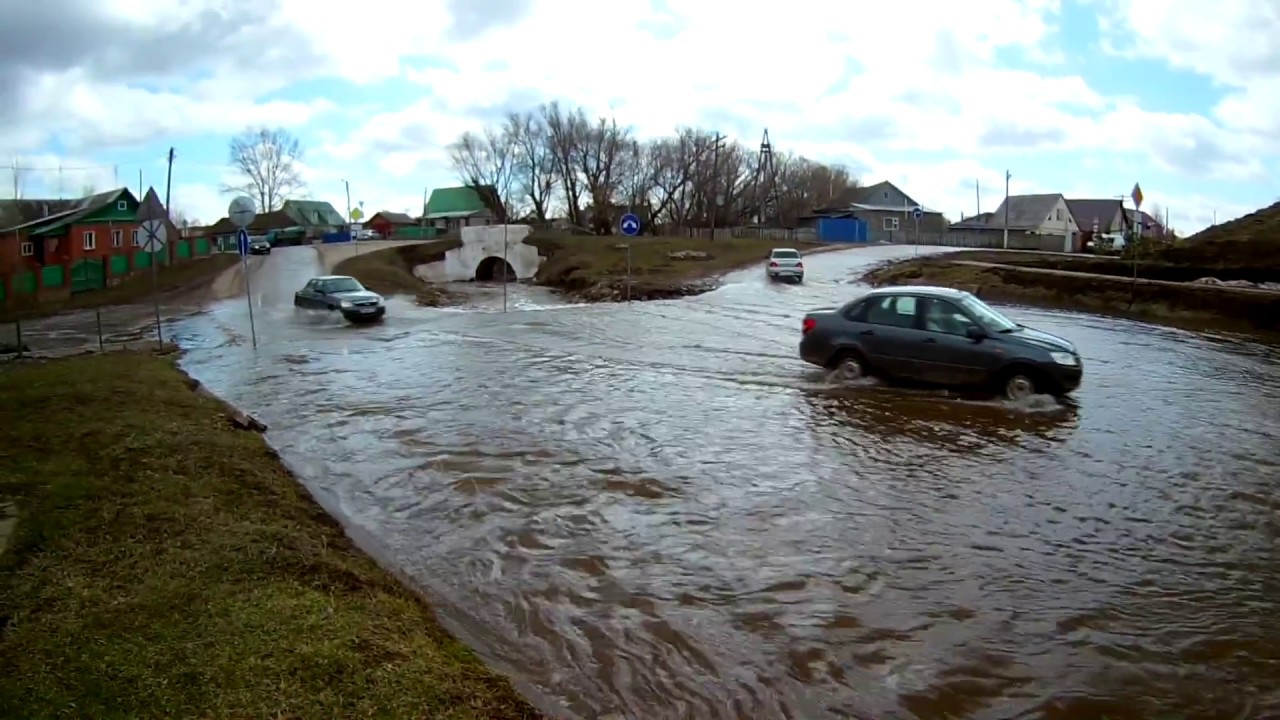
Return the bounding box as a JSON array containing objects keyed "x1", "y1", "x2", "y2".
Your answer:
[{"x1": 139, "y1": 219, "x2": 168, "y2": 253}]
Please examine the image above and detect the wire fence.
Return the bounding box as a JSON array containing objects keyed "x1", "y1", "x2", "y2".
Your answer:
[{"x1": 0, "y1": 303, "x2": 184, "y2": 358}]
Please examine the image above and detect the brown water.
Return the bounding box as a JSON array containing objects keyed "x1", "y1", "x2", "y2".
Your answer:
[{"x1": 174, "y1": 245, "x2": 1280, "y2": 720}]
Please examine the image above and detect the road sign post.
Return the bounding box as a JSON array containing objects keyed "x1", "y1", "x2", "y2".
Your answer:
[
  {"x1": 912, "y1": 207, "x2": 923, "y2": 256},
  {"x1": 228, "y1": 196, "x2": 259, "y2": 349},
  {"x1": 135, "y1": 193, "x2": 169, "y2": 348},
  {"x1": 619, "y1": 213, "x2": 640, "y2": 237}
]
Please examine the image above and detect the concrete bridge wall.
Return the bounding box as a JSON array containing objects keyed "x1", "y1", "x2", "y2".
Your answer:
[{"x1": 413, "y1": 225, "x2": 542, "y2": 282}]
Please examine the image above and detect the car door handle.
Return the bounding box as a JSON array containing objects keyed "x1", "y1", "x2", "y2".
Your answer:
[
  {"x1": 859, "y1": 330, "x2": 874, "y2": 336},
  {"x1": 922, "y1": 337, "x2": 937, "y2": 343}
]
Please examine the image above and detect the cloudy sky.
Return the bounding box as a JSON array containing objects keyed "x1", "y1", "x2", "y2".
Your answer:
[{"x1": 1, "y1": 0, "x2": 1276, "y2": 233}]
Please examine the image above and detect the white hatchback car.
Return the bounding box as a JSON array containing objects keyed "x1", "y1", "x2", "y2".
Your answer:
[{"x1": 766, "y1": 248, "x2": 804, "y2": 283}]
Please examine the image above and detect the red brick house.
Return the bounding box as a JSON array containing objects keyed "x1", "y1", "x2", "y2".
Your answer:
[
  {"x1": 365, "y1": 211, "x2": 415, "y2": 239},
  {"x1": 0, "y1": 187, "x2": 183, "y2": 301}
]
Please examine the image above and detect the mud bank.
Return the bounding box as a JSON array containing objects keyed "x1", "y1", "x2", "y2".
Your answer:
[
  {"x1": 0, "y1": 351, "x2": 541, "y2": 720},
  {"x1": 865, "y1": 252, "x2": 1280, "y2": 334},
  {"x1": 332, "y1": 239, "x2": 464, "y2": 307},
  {"x1": 527, "y1": 234, "x2": 828, "y2": 303}
]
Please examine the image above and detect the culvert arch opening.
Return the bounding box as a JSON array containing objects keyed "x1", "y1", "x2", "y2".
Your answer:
[{"x1": 475, "y1": 256, "x2": 517, "y2": 282}]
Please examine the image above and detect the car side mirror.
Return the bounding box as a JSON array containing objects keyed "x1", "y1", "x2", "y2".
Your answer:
[{"x1": 965, "y1": 326, "x2": 987, "y2": 341}]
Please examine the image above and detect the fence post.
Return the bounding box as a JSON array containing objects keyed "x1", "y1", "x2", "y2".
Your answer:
[
  {"x1": 96, "y1": 308, "x2": 104, "y2": 352},
  {"x1": 14, "y1": 317, "x2": 21, "y2": 358}
]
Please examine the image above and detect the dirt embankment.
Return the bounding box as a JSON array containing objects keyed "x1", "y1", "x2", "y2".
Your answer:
[
  {"x1": 525, "y1": 233, "x2": 825, "y2": 302},
  {"x1": 865, "y1": 251, "x2": 1280, "y2": 333},
  {"x1": 332, "y1": 239, "x2": 463, "y2": 306},
  {"x1": 0, "y1": 351, "x2": 541, "y2": 719}
]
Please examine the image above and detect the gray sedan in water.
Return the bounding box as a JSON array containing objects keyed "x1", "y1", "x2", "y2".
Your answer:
[
  {"x1": 293, "y1": 275, "x2": 386, "y2": 323},
  {"x1": 799, "y1": 285, "x2": 1082, "y2": 399}
]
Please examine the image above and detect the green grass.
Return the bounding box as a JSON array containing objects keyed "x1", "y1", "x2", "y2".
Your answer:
[
  {"x1": 525, "y1": 233, "x2": 824, "y2": 300},
  {"x1": 0, "y1": 352, "x2": 541, "y2": 720}
]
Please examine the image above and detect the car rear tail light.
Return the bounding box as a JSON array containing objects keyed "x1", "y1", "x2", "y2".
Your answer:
[
  {"x1": 795, "y1": 262, "x2": 803, "y2": 269},
  {"x1": 769, "y1": 261, "x2": 779, "y2": 267},
  {"x1": 802, "y1": 317, "x2": 816, "y2": 334}
]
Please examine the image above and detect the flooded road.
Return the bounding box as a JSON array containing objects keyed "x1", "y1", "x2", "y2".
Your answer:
[{"x1": 174, "y1": 244, "x2": 1280, "y2": 720}]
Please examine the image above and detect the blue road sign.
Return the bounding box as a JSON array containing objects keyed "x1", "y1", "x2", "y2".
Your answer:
[
  {"x1": 236, "y1": 228, "x2": 250, "y2": 257},
  {"x1": 912, "y1": 207, "x2": 924, "y2": 220},
  {"x1": 619, "y1": 212, "x2": 641, "y2": 237}
]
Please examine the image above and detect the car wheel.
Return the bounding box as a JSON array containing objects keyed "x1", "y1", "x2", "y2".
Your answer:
[
  {"x1": 831, "y1": 352, "x2": 868, "y2": 382},
  {"x1": 1001, "y1": 371, "x2": 1039, "y2": 401}
]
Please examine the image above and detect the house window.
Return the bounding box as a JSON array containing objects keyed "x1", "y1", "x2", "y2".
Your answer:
[
  {"x1": 883, "y1": 217, "x2": 900, "y2": 231},
  {"x1": 117, "y1": 200, "x2": 128, "y2": 211},
  {"x1": 132, "y1": 229, "x2": 141, "y2": 246},
  {"x1": 112, "y1": 229, "x2": 124, "y2": 247},
  {"x1": 83, "y1": 231, "x2": 96, "y2": 251},
  {"x1": 20, "y1": 241, "x2": 34, "y2": 257},
  {"x1": 1055, "y1": 208, "x2": 1062, "y2": 221}
]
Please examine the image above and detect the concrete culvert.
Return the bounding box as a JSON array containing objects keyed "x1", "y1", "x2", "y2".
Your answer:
[{"x1": 475, "y1": 256, "x2": 517, "y2": 282}]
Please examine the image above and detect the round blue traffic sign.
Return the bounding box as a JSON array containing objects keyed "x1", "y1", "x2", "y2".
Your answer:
[{"x1": 619, "y1": 213, "x2": 641, "y2": 237}]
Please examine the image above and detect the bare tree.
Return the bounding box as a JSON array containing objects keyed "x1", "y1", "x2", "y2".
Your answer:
[
  {"x1": 505, "y1": 111, "x2": 556, "y2": 222},
  {"x1": 225, "y1": 127, "x2": 305, "y2": 212},
  {"x1": 541, "y1": 102, "x2": 588, "y2": 227},
  {"x1": 448, "y1": 127, "x2": 517, "y2": 222},
  {"x1": 448, "y1": 101, "x2": 860, "y2": 235}
]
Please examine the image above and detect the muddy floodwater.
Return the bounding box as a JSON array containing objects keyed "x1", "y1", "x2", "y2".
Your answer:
[{"x1": 172, "y1": 245, "x2": 1280, "y2": 720}]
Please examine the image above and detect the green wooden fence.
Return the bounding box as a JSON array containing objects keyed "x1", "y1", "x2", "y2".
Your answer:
[
  {"x1": 175, "y1": 240, "x2": 191, "y2": 259},
  {"x1": 41, "y1": 265, "x2": 64, "y2": 289},
  {"x1": 195, "y1": 237, "x2": 210, "y2": 255},
  {"x1": 109, "y1": 255, "x2": 130, "y2": 277},
  {"x1": 70, "y1": 259, "x2": 106, "y2": 293},
  {"x1": 13, "y1": 272, "x2": 35, "y2": 295},
  {"x1": 134, "y1": 252, "x2": 151, "y2": 270}
]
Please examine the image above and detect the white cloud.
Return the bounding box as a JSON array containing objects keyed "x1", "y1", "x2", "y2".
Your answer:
[{"x1": 5, "y1": 0, "x2": 1278, "y2": 235}]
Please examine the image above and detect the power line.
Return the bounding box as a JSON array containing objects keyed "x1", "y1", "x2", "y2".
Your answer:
[{"x1": 6, "y1": 163, "x2": 122, "y2": 172}]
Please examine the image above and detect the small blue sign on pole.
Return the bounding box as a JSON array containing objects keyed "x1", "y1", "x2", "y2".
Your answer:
[
  {"x1": 619, "y1": 212, "x2": 641, "y2": 237},
  {"x1": 236, "y1": 228, "x2": 251, "y2": 257},
  {"x1": 912, "y1": 207, "x2": 924, "y2": 220}
]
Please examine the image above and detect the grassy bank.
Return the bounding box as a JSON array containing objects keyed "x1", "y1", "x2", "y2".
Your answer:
[
  {"x1": 0, "y1": 352, "x2": 540, "y2": 719},
  {"x1": 865, "y1": 252, "x2": 1280, "y2": 333},
  {"x1": 333, "y1": 239, "x2": 463, "y2": 306},
  {"x1": 526, "y1": 233, "x2": 824, "y2": 301},
  {"x1": 0, "y1": 254, "x2": 241, "y2": 322}
]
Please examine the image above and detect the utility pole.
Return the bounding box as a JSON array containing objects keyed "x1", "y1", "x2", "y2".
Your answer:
[
  {"x1": 164, "y1": 148, "x2": 176, "y2": 265},
  {"x1": 9, "y1": 157, "x2": 16, "y2": 199},
  {"x1": 343, "y1": 179, "x2": 352, "y2": 237},
  {"x1": 975, "y1": 179, "x2": 981, "y2": 217},
  {"x1": 1002, "y1": 170, "x2": 1011, "y2": 250},
  {"x1": 707, "y1": 132, "x2": 725, "y2": 241}
]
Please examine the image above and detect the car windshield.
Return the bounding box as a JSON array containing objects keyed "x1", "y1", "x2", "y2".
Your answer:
[
  {"x1": 319, "y1": 278, "x2": 363, "y2": 293},
  {"x1": 959, "y1": 294, "x2": 1018, "y2": 332},
  {"x1": 772, "y1": 250, "x2": 800, "y2": 258}
]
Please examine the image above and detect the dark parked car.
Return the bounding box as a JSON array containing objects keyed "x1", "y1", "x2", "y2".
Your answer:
[
  {"x1": 248, "y1": 237, "x2": 271, "y2": 255},
  {"x1": 293, "y1": 275, "x2": 386, "y2": 323},
  {"x1": 799, "y1": 286, "x2": 1082, "y2": 400}
]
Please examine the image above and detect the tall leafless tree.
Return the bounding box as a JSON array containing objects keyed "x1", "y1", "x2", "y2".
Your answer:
[
  {"x1": 446, "y1": 101, "x2": 861, "y2": 234},
  {"x1": 448, "y1": 127, "x2": 517, "y2": 222},
  {"x1": 225, "y1": 127, "x2": 305, "y2": 212},
  {"x1": 505, "y1": 111, "x2": 556, "y2": 222}
]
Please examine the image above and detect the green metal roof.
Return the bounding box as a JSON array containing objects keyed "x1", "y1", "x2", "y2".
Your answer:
[
  {"x1": 425, "y1": 209, "x2": 484, "y2": 219},
  {"x1": 18, "y1": 188, "x2": 135, "y2": 236},
  {"x1": 282, "y1": 200, "x2": 345, "y2": 226},
  {"x1": 425, "y1": 186, "x2": 489, "y2": 216}
]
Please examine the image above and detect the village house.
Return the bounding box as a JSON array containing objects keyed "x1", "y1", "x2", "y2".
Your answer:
[
  {"x1": 422, "y1": 186, "x2": 500, "y2": 233},
  {"x1": 364, "y1": 211, "x2": 416, "y2": 239},
  {"x1": 801, "y1": 180, "x2": 949, "y2": 243},
  {"x1": 951, "y1": 193, "x2": 1081, "y2": 252},
  {"x1": 0, "y1": 187, "x2": 195, "y2": 301}
]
